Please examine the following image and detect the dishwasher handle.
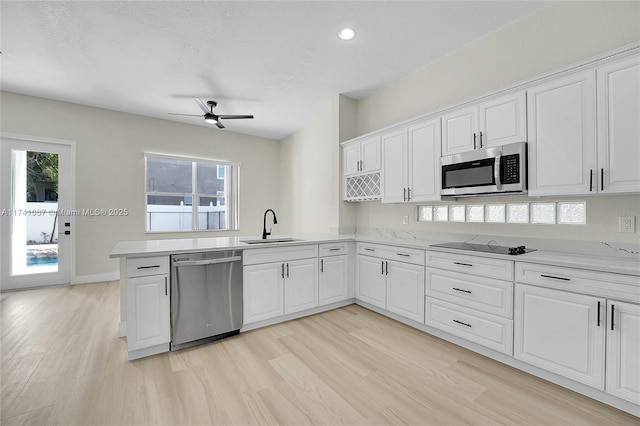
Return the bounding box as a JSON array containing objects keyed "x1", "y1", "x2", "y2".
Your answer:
[{"x1": 173, "y1": 256, "x2": 242, "y2": 267}]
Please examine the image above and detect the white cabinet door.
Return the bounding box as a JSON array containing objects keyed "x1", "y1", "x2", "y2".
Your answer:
[
  {"x1": 361, "y1": 136, "x2": 381, "y2": 173},
  {"x1": 386, "y1": 261, "x2": 425, "y2": 323},
  {"x1": 514, "y1": 284, "x2": 605, "y2": 389},
  {"x1": 381, "y1": 129, "x2": 408, "y2": 203},
  {"x1": 243, "y1": 263, "x2": 284, "y2": 324},
  {"x1": 319, "y1": 255, "x2": 350, "y2": 305},
  {"x1": 284, "y1": 258, "x2": 318, "y2": 315},
  {"x1": 527, "y1": 70, "x2": 597, "y2": 196},
  {"x1": 408, "y1": 118, "x2": 441, "y2": 202},
  {"x1": 597, "y1": 56, "x2": 640, "y2": 194},
  {"x1": 127, "y1": 274, "x2": 170, "y2": 351},
  {"x1": 479, "y1": 92, "x2": 527, "y2": 148},
  {"x1": 356, "y1": 255, "x2": 386, "y2": 309},
  {"x1": 606, "y1": 301, "x2": 640, "y2": 404},
  {"x1": 343, "y1": 142, "x2": 360, "y2": 176},
  {"x1": 442, "y1": 105, "x2": 478, "y2": 156}
]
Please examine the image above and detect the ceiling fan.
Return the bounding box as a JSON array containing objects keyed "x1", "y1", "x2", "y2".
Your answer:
[{"x1": 169, "y1": 98, "x2": 254, "y2": 129}]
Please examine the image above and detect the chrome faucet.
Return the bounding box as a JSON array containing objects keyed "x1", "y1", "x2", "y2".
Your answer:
[{"x1": 262, "y1": 209, "x2": 278, "y2": 239}]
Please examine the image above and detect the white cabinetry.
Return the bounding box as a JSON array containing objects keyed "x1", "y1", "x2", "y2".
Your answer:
[
  {"x1": 243, "y1": 245, "x2": 319, "y2": 324},
  {"x1": 597, "y1": 55, "x2": 640, "y2": 194},
  {"x1": 441, "y1": 92, "x2": 526, "y2": 156},
  {"x1": 514, "y1": 262, "x2": 640, "y2": 403},
  {"x1": 527, "y1": 70, "x2": 597, "y2": 196},
  {"x1": 514, "y1": 283, "x2": 605, "y2": 388},
  {"x1": 343, "y1": 135, "x2": 381, "y2": 176},
  {"x1": 425, "y1": 250, "x2": 514, "y2": 355},
  {"x1": 356, "y1": 243, "x2": 425, "y2": 323},
  {"x1": 381, "y1": 118, "x2": 441, "y2": 203},
  {"x1": 607, "y1": 301, "x2": 640, "y2": 404},
  {"x1": 126, "y1": 256, "x2": 170, "y2": 360},
  {"x1": 319, "y1": 242, "x2": 353, "y2": 305}
]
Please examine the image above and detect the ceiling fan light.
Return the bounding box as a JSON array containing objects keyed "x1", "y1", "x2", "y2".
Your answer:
[{"x1": 204, "y1": 114, "x2": 217, "y2": 124}]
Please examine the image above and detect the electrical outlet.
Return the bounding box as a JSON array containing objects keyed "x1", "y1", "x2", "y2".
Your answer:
[
  {"x1": 619, "y1": 216, "x2": 635, "y2": 233},
  {"x1": 402, "y1": 215, "x2": 409, "y2": 225}
]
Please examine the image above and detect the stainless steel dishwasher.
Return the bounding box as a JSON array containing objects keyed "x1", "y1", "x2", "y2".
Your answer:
[{"x1": 170, "y1": 250, "x2": 242, "y2": 351}]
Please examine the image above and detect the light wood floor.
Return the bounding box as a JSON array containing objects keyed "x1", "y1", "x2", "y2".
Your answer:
[{"x1": 1, "y1": 281, "x2": 638, "y2": 426}]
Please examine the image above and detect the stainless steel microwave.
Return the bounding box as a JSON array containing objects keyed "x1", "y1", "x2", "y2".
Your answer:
[{"x1": 441, "y1": 142, "x2": 527, "y2": 196}]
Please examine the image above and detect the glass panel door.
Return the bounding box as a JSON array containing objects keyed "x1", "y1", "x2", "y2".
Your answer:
[{"x1": 1, "y1": 136, "x2": 73, "y2": 290}]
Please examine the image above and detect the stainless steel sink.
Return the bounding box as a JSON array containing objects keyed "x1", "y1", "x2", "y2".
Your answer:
[{"x1": 241, "y1": 238, "x2": 302, "y2": 244}]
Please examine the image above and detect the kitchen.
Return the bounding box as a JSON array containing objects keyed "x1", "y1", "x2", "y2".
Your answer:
[{"x1": 1, "y1": 1, "x2": 640, "y2": 425}]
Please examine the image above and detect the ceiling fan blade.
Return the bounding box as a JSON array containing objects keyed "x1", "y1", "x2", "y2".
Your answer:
[
  {"x1": 217, "y1": 115, "x2": 254, "y2": 120},
  {"x1": 168, "y1": 113, "x2": 203, "y2": 117},
  {"x1": 216, "y1": 121, "x2": 226, "y2": 129},
  {"x1": 193, "y1": 98, "x2": 210, "y2": 114}
]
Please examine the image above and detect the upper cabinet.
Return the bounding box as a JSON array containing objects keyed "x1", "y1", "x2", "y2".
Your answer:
[
  {"x1": 441, "y1": 91, "x2": 527, "y2": 156},
  {"x1": 597, "y1": 55, "x2": 640, "y2": 194},
  {"x1": 528, "y1": 54, "x2": 640, "y2": 197},
  {"x1": 381, "y1": 117, "x2": 441, "y2": 203},
  {"x1": 343, "y1": 135, "x2": 381, "y2": 176},
  {"x1": 527, "y1": 70, "x2": 597, "y2": 196}
]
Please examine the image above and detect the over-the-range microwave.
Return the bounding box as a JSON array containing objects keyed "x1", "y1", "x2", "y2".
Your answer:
[{"x1": 441, "y1": 142, "x2": 527, "y2": 197}]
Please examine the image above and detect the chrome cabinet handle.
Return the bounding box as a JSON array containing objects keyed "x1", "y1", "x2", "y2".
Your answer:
[{"x1": 473, "y1": 133, "x2": 477, "y2": 150}]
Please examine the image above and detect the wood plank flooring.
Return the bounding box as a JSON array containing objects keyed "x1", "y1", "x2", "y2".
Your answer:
[{"x1": 1, "y1": 281, "x2": 638, "y2": 425}]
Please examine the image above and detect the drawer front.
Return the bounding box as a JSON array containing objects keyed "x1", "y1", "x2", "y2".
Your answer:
[
  {"x1": 426, "y1": 268, "x2": 513, "y2": 318},
  {"x1": 319, "y1": 242, "x2": 350, "y2": 257},
  {"x1": 357, "y1": 242, "x2": 425, "y2": 266},
  {"x1": 127, "y1": 256, "x2": 170, "y2": 277},
  {"x1": 425, "y1": 298, "x2": 513, "y2": 355},
  {"x1": 426, "y1": 250, "x2": 514, "y2": 281},
  {"x1": 243, "y1": 244, "x2": 319, "y2": 265},
  {"x1": 515, "y1": 262, "x2": 640, "y2": 303}
]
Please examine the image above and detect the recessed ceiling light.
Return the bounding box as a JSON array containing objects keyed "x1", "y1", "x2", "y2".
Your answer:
[{"x1": 338, "y1": 28, "x2": 356, "y2": 41}]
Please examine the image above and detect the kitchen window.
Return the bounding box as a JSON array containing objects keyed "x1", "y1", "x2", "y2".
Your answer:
[{"x1": 145, "y1": 154, "x2": 239, "y2": 232}]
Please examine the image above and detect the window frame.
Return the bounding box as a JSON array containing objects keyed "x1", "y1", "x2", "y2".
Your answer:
[{"x1": 144, "y1": 153, "x2": 240, "y2": 233}]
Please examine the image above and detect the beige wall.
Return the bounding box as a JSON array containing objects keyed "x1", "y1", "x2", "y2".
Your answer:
[
  {"x1": 351, "y1": 1, "x2": 640, "y2": 245},
  {"x1": 1, "y1": 91, "x2": 280, "y2": 278}
]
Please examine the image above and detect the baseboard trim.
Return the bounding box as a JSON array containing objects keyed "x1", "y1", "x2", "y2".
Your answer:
[{"x1": 73, "y1": 271, "x2": 120, "y2": 285}]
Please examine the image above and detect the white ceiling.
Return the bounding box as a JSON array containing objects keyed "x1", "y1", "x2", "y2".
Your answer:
[{"x1": 1, "y1": 1, "x2": 549, "y2": 140}]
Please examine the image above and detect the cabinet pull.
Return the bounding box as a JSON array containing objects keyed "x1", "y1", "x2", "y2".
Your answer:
[
  {"x1": 453, "y1": 262, "x2": 473, "y2": 267},
  {"x1": 364, "y1": 248, "x2": 375, "y2": 252},
  {"x1": 473, "y1": 133, "x2": 477, "y2": 150},
  {"x1": 137, "y1": 265, "x2": 160, "y2": 270},
  {"x1": 453, "y1": 287, "x2": 472, "y2": 294},
  {"x1": 286, "y1": 263, "x2": 290, "y2": 278},
  {"x1": 601, "y1": 168, "x2": 604, "y2": 191},
  {"x1": 540, "y1": 274, "x2": 570, "y2": 281},
  {"x1": 403, "y1": 188, "x2": 407, "y2": 201},
  {"x1": 407, "y1": 188, "x2": 411, "y2": 201},
  {"x1": 611, "y1": 304, "x2": 615, "y2": 331},
  {"x1": 453, "y1": 319, "x2": 472, "y2": 328},
  {"x1": 281, "y1": 263, "x2": 285, "y2": 279},
  {"x1": 381, "y1": 261, "x2": 384, "y2": 275},
  {"x1": 320, "y1": 259, "x2": 324, "y2": 273},
  {"x1": 396, "y1": 253, "x2": 411, "y2": 257},
  {"x1": 597, "y1": 301, "x2": 601, "y2": 327},
  {"x1": 329, "y1": 248, "x2": 341, "y2": 251},
  {"x1": 385, "y1": 261, "x2": 389, "y2": 276},
  {"x1": 479, "y1": 131, "x2": 483, "y2": 148},
  {"x1": 165, "y1": 277, "x2": 168, "y2": 296},
  {"x1": 589, "y1": 169, "x2": 593, "y2": 192}
]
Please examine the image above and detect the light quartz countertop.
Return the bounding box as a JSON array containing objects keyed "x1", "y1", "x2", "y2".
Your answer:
[{"x1": 110, "y1": 233, "x2": 640, "y2": 277}]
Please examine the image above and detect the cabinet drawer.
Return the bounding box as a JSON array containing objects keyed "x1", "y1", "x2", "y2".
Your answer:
[
  {"x1": 425, "y1": 298, "x2": 513, "y2": 355},
  {"x1": 426, "y1": 268, "x2": 513, "y2": 318},
  {"x1": 243, "y1": 244, "x2": 319, "y2": 266},
  {"x1": 126, "y1": 256, "x2": 169, "y2": 278},
  {"x1": 515, "y1": 262, "x2": 640, "y2": 303},
  {"x1": 426, "y1": 250, "x2": 513, "y2": 281},
  {"x1": 357, "y1": 242, "x2": 425, "y2": 266},
  {"x1": 319, "y1": 242, "x2": 350, "y2": 257}
]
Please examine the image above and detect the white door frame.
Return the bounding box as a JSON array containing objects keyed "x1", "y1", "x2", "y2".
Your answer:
[{"x1": 0, "y1": 132, "x2": 77, "y2": 290}]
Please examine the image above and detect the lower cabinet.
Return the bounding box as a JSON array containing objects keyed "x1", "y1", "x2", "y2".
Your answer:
[
  {"x1": 243, "y1": 262, "x2": 285, "y2": 323},
  {"x1": 125, "y1": 256, "x2": 171, "y2": 360},
  {"x1": 283, "y1": 258, "x2": 319, "y2": 315},
  {"x1": 514, "y1": 284, "x2": 605, "y2": 389},
  {"x1": 319, "y1": 254, "x2": 351, "y2": 305},
  {"x1": 606, "y1": 300, "x2": 640, "y2": 405},
  {"x1": 356, "y1": 243, "x2": 425, "y2": 323}
]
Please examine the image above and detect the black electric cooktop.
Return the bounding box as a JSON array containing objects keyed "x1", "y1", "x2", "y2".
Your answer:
[{"x1": 430, "y1": 242, "x2": 536, "y2": 256}]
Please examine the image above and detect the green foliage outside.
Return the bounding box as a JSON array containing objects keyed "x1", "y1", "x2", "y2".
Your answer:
[{"x1": 27, "y1": 151, "x2": 58, "y2": 202}]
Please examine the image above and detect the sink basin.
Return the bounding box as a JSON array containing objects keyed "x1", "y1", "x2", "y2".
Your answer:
[{"x1": 241, "y1": 238, "x2": 302, "y2": 245}]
